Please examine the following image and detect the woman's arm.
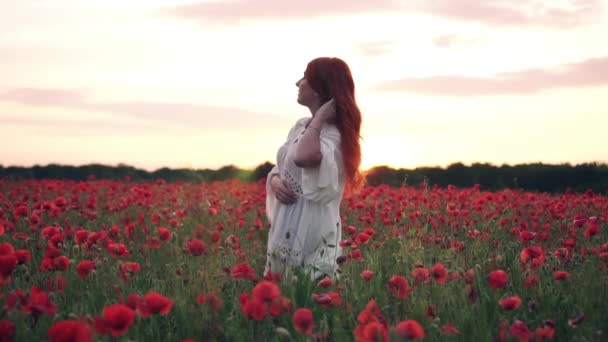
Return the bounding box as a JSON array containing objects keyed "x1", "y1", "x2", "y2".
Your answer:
[
  {"x1": 293, "y1": 116, "x2": 323, "y2": 168},
  {"x1": 294, "y1": 99, "x2": 335, "y2": 168}
]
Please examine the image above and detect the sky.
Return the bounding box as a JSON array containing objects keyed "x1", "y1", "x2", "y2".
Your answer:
[{"x1": 1, "y1": 0, "x2": 607, "y2": 171}]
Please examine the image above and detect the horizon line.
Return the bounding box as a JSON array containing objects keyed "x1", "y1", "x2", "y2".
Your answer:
[{"x1": 2, "y1": 160, "x2": 608, "y2": 173}]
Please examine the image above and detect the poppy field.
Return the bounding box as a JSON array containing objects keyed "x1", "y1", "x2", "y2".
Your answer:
[{"x1": 0, "y1": 178, "x2": 607, "y2": 341}]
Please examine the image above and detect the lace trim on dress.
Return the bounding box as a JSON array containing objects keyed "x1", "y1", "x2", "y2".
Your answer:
[
  {"x1": 267, "y1": 241, "x2": 303, "y2": 265},
  {"x1": 282, "y1": 169, "x2": 303, "y2": 195}
]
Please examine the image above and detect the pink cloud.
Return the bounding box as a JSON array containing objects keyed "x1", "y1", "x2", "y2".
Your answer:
[
  {"x1": 356, "y1": 40, "x2": 397, "y2": 57},
  {"x1": 167, "y1": 0, "x2": 399, "y2": 23},
  {"x1": 375, "y1": 56, "x2": 608, "y2": 96},
  {"x1": 0, "y1": 88, "x2": 85, "y2": 107},
  {"x1": 432, "y1": 34, "x2": 481, "y2": 48},
  {"x1": 0, "y1": 88, "x2": 285, "y2": 129},
  {"x1": 165, "y1": 0, "x2": 601, "y2": 28},
  {"x1": 411, "y1": 0, "x2": 601, "y2": 28}
]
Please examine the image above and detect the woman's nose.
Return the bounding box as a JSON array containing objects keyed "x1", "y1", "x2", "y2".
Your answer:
[{"x1": 295, "y1": 78, "x2": 303, "y2": 87}]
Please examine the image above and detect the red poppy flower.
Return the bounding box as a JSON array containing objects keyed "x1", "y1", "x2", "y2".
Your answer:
[
  {"x1": 146, "y1": 237, "x2": 161, "y2": 249},
  {"x1": 355, "y1": 232, "x2": 371, "y2": 244},
  {"x1": 499, "y1": 296, "x2": 522, "y2": 311},
  {"x1": 75, "y1": 230, "x2": 90, "y2": 245},
  {"x1": 125, "y1": 294, "x2": 141, "y2": 310},
  {"x1": 242, "y1": 298, "x2": 266, "y2": 321},
  {"x1": 107, "y1": 243, "x2": 130, "y2": 258},
  {"x1": 210, "y1": 230, "x2": 222, "y2": 244},
  {"x1": 388, "y1": 275, "x2": 413, "y2": 299},
  {"x1": 553, "y1": 271, "x2": 570, "y2": 280},
  {"x1": 118, "y1": 262, "x2": 141, "y2": 282},
  {"x1": 204, "y1": 292, "x2": 222, "y2": 310},
  {"x1": 523, "y1": 275, "x2": 539, "y2": 288},
  {"x1": 317, "y1": 277, "x2": 333, "y2": 288},
  {"x1": 185, "y1": 238, "x2": 207, "y2": 256},
  {"x1": 11, "y1": 250, "x2": 29, "y2": 266},
  {"x1": 99, "y1": 304, "x2": 136, "y2": 336},
  {"x1": 411, "y1": 267, "x2": 430, "y2": 285},
  {"x1": 293, "y1": 308, "x2": 313, "y2": 336},
  {"x1": 0, "y1": 242, "x2": 15, "y2": 255},
  {"x1": 76, "y1": 260, "x2": 95, "y2": 279},
  {"x1": 583, "y1": 220, "x2": 599, "y2": 238},
  {"x1": 45, "y1": 276, "x2": 67, "y2": 293},
  {"x1": 431, "y1": 263, "x2": 448, "y2": 284},
  {"x1": 21, "y1": 285, "x2": 57, "y2": 317},
  {"x1": 52, "y1": 256, "x2": 70, "y2": 272},
  {"x1": 520, "y1": 246, "x2": 545, "y2": 269},
  {"x1": 48, "y1": 320, "x2": 93, "y2": 342},
  {"x1": 252, "y1": 281, "x2": 281, "y2": 302},
  {"x1": 157, "y1": 227, "x2": 171, "y2": 241},
  {"x1": 393, "y1": 320, "x2": 424, "y2": 340},
  {"x1": 354, "y1": 321, "x2": 388, "y2": 342},
  {"x1": 0, "y1": 254, "x2": 18, "y2": 282},
  {"x1": 360, "y1": 270, "x2": 374, "y2": 281},
  {"x1": 441, "y1": 322, "x2": 461, "y2": 335},
  {"x1": 196, "y1": 293, "x2": 206, "y2": 305},
  {"x1": 138, "y1": 292, "x2": 173, "y2": 317},
  {"x1": 535, "y1": 320, "x2": 555, "y2": 339},
  {"x1": 0, "y1": 319, "x2": 16, "y2": 341},
  {"x1": 231, "y1": 262, "x2": 258, "y2": 281},
  {"x1": 509, "y1": 320, "x2": 531, "y2": 342},
  {"x1": 487, "y1": 270, "x2": 508, "y2": 289}
]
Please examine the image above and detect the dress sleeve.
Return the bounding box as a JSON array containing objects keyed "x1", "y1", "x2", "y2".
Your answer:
[
  {"x1": 265, "y1": 118, "x2": 308, "y2": 223},
  {"x1": 265, "y1": 165, "x2": 280, "y2": 224},
  {"x1": 300, "y1": 126, "x2": 343, "y2": 204}
]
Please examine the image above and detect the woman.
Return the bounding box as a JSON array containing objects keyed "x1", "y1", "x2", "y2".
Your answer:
[{"x1": 264, "y1": 57, "x2": 364, "y2": 281}]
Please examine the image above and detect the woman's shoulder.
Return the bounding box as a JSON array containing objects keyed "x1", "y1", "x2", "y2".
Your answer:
[{"x1": 295, "y1": 117, "x2": 311, "y2": 127}]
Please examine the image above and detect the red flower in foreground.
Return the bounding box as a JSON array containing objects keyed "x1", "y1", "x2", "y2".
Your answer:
[
  {"x1": 76, "y1": 260, "x2": 95, "y2": 279},
  {"x1": 535, "y1": 320, "x2": 556, "y2": 339},
  {"x1": 231, "y1": 262, "x2": 258, "y2": 281},
  {"x1": 0, "y1": 319, "x2": 16, "y2": 342},
  {"x1": 293, "y1": 308, "x2": 313, "y2": 336},
  {"x1": 499, "y1": 296, "x2": 522, "y2": 311},
  {"x1": 157, "y1": 227, "x2": 171, "y2": 241},
  {"x1": 317, "y1": 277, "x2": 333, "y2": 288},
  {"x1": 0, "y1": 254, "x2": 18, "y2": 284},
  {"x1": 431, "y1": 263, "x2": 448, "y2": 285},
  {"x1": 487, "y1": 270, "x2": 508, "y2": 289},
  {"x1": 138, "y1": 292, "x2": 173, "y2": 317},
  {"x1": 252, "y1": 281, "x2": 281, "y2": 302},
  {"x1": 553, "y1": 271, "x2": 570, "y2": 281},
  {"x1": 185, "y1": 238, "x2": 207, "y2": 256},
  {"x1": 360, "y1": 270, "x2": 374, "y2": 281},
  {"x1": 509, "y1": 320, "x2": 531, "y2": 342},
  {"x1": 118, "y1": 262, "x2": 141, "y2": 282},
  {"x1": 393, "y1": 320, "x2": 424, "y2": 340},
  {"x1": 520, "y1": 246, "x2": 545, "y2": 269},
  {"x1": 48, "y1": 320, "x2": 93, "y2": 342},
  {"x1": 388, "y1": 275, "x2": 413, "y2": 299},
  {"x1": 21, "y1": 285, "x2": 57, "y2": 318},
  {"x1": 411, "y1": 267, "x2": 430, "y2": 285},
  {"x1": 355, "y1": 321, "x2": 388, "y2": 342},
  {"x1": 14, "y1": 250, "x2": 31, "y2": 265},
  {"x1": 96, "y1": 304, "x2": 136, "y2": 337},
  {"x1": 242, "y1": 298, "x2": 266, "y2": 321}
]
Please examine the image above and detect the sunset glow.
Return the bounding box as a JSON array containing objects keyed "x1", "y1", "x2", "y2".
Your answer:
[{"x1": 2, "y1": 0, "x2": 607, "y2": 171}]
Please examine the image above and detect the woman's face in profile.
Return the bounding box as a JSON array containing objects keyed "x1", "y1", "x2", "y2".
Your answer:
[{"x1": 296, "y1": 76, "x2": 318, "y2": 107}]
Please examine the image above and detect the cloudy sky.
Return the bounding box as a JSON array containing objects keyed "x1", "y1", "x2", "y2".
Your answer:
[{"x1": 1, "y1": 0, "x2": 607, "y2": 171}]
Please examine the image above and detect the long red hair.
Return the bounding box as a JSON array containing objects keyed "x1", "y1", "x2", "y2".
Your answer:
[{"x1": 304, "y1": 57, "x2": 365, "y2": 194}]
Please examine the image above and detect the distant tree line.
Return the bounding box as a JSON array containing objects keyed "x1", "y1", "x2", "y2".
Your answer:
[{"x1": 1, "y1": 161, "x2": 607, "y2": 194}]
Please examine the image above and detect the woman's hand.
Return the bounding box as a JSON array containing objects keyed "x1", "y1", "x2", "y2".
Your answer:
[
  {"x1": 313, "y1": 98, "x2": 336, "y2": 124},
  {"x1": 270, "y1": 175, "x2": 297, "y2": 204}
]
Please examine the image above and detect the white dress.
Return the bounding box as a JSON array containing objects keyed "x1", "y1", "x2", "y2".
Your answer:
[{"x1": 264, "y1": 117, "x2": 345, "y2": 280}]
